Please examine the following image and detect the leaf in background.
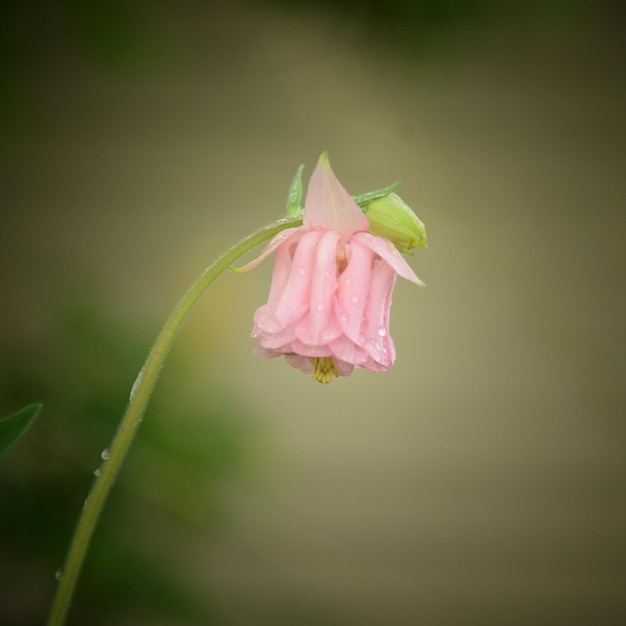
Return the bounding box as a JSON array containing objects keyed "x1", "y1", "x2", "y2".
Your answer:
[{"x1": 0, "y1": 403, "x2": 42, "y2": 454}]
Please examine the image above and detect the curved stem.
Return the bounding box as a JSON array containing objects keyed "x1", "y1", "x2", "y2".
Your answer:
[{"x1": 46, "y1": 216, "x2": 302, "y2": 626}]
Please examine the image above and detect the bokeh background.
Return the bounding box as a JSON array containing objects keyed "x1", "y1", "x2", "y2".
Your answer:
[{"x1": 1, "y1": 1, "x2": 625, "y2": 624}]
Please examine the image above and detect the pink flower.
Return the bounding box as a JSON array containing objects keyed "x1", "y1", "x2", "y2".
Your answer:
[{"x1": 244, "y1": 153, "x2": 423, "y2": 383}]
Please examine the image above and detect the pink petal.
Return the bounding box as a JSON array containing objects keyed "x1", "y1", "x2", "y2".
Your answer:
[
  {"x1": 290, "y1": 340, "x2": 333, "y2": 357},
  {"x1": 335, "y1": 239, "x2": 373, "y2": 343},
  {"x1": 253, "y1": 345, "x2": 284, "y2": 359},
  {"x1": 284, "y1": 354, "x2": 314, "y2": 374},
  {"x1": 328, "y1": 334, "x2": 370, "y2": 366},
  {"x1": 361, "y1": 358, "x2": 392, "y2": 373},
  {"x1": 303, "y1": 152, "x2": 369, "y2": 237},
  {"x1": 263, "y1": 237, "x2": 299, "y2": 308},
  {"x1": 333, "y1": 359, "x2": 355, "y2": 377},
  {"x1": 361, "y1": 260, "x2": 397, "y2": 367},
  {"x1": 255, "y1": 321, "x2": 297, "y2": 350},
  {"x1": 236, "y1": 226, "x2": 305, "y2": 273},
  {"x1": 295, "y1": 230, "x2": 343, "y2": 346},
  {"x1": 272, "y1": 230, "x2": 322, "y2": 328},
  {"x1": 352, "y1": 232, "x2": 424, "y2": 285}
]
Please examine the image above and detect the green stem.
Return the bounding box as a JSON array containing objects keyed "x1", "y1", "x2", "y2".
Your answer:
[{"x1": 46, "y1": 216, "x2": 302, "y2": 626}]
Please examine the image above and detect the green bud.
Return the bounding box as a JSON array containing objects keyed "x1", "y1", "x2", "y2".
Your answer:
[{"x1": 363, "y1": 192, "x2": 427, "y2": 253}]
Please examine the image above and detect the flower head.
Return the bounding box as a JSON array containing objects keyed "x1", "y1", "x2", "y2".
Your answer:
[{"x1": 244, "y1": 153, "x2": 424, "y2": 383}]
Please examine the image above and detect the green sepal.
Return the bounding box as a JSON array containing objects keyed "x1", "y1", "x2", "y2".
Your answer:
[
  {"x1": 362, "y1": 192, "x2": 427, "y2": 253},
  {"x1": 353, "y1": 181, "x2": 402, "y2": 207},
  {"x1": 285, "y1": 164, "x2": 305, "y2": 217},
  {"x1": 0, "y1": 403, "x2": 42, "y2": 454}
]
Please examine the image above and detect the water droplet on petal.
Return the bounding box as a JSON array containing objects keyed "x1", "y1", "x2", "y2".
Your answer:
[
  {"x1": 55, "y1": 569, "x2": 63, "y2": 582},
  {"x1": 351, "y1": 295, "x2": 359, "y2": 304},
  {"x1": 100, "y1": 449, "x2": 110, "y2": 461},
  {"x1": 316, "y1": 304, "x2": 324, "y2": 311},
  {"x1": 378, "y1": 326, "x2": 387, "y2": 337},
  {"x1": 365, "y1": 339, "x2": 385, "y2": 362}
]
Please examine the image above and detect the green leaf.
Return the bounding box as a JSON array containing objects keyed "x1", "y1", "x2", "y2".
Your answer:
[
  {"x1": 0, "y1": 404, "x2": 42, "y2": 454},
  {"x1": 353, "y1": 181, "x2": 402, "y2": 207},
  {"x1": 285, "y1": 164, "x2": 305, "y2": 217}
]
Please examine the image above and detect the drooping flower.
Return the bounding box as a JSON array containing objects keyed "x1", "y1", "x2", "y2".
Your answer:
[{"x1": 243, "y1": 152, "x2": 424, "y2": 383}]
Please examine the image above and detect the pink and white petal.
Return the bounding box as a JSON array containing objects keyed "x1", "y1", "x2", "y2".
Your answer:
[
  {"x1": 353, "y1": 232, "x2": 424, "y2": 285},
  {"x1": 303, "y1": 153, "x2": 369, "y2": 237}
]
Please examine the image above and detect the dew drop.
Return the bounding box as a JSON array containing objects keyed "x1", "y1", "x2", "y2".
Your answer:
[
  {"x1": 378, "y1": 326, "x2": 387, "y2": 337},
  {"x1": 100, "y1": 448, "x2": 110, "y2": 461},
  {"x1": 366, "y1": 339, "x2": 384, "y2": 362},
  {"x1": 316, "y1": 304, "x2": 324, "y2": 311},
  {"x1": 351, "y1": 295, "x2": 359, "y2": 304},
  {"x1": 94, "y1": 467, "x2": 101, "y2": 477},
  {"x1": 55, "y1": 569, "x2": 63, "y2": 582}
]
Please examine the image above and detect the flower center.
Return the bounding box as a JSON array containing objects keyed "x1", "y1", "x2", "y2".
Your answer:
[{"x1": 310, "y1": 357, "x2": 339, "y2": 384}]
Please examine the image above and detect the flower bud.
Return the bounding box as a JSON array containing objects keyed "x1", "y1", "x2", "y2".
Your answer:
[{"x1": 363, "y1": 192, "x2": 427, "y2": 253}]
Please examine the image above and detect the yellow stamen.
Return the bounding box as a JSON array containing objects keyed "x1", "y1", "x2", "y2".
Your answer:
[{"x1": 311, "y1": 357, "x2": 339, "y2": 384}]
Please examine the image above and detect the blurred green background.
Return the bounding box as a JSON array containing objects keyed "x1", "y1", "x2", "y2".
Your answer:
[{"x1": 1, "y1": 1, "x2": 625, "y2": 624}]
